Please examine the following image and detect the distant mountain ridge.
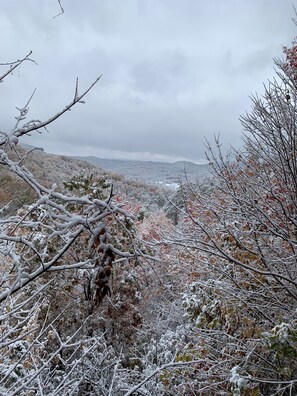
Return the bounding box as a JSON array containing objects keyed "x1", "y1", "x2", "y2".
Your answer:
[
  {"x1": 72, "y1": 155, "x2": 210, "y2": 188},
  {"x1": 20, "y1": 144, "x2": 210, "y2": 188}
]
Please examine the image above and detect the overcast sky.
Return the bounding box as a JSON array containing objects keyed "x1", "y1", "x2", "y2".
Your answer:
[{"x1": 0, "y1": 0, "x2": 296, "y2": 163}]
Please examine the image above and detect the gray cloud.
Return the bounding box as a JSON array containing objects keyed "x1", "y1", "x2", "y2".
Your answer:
[{"x1": 0, "y1": 0, "x2": 296, "y2": 162}]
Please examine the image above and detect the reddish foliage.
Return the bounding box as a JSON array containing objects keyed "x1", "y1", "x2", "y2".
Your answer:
[{"x1": 283, "y1": 39, "x2": 297, "y2": 80}]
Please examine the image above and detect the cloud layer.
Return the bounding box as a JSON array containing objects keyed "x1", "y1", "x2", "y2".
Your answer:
[{"x1": 0, "y1": 0, "x2": 296, "y2": 162}]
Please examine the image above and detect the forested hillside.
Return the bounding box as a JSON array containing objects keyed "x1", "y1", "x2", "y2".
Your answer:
[
  {"x1": 1, "y1": 28, "x2": 297, "y2": 396},
  {"x1": 0, "y1": 147, "x2": 166, "y2": 217}
]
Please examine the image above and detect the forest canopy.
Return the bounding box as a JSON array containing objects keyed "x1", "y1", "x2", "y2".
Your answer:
[{"x1": 0, "y1": 18, "x2": 297, "y2": 396}]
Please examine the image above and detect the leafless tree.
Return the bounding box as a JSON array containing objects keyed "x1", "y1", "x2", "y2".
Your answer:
[
  {"x1": 0, "y1": 53, "x2": 148, "y2": 395},
  {"x1": 159, "y1": 43, "x2": 297, "y2": 395}
]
